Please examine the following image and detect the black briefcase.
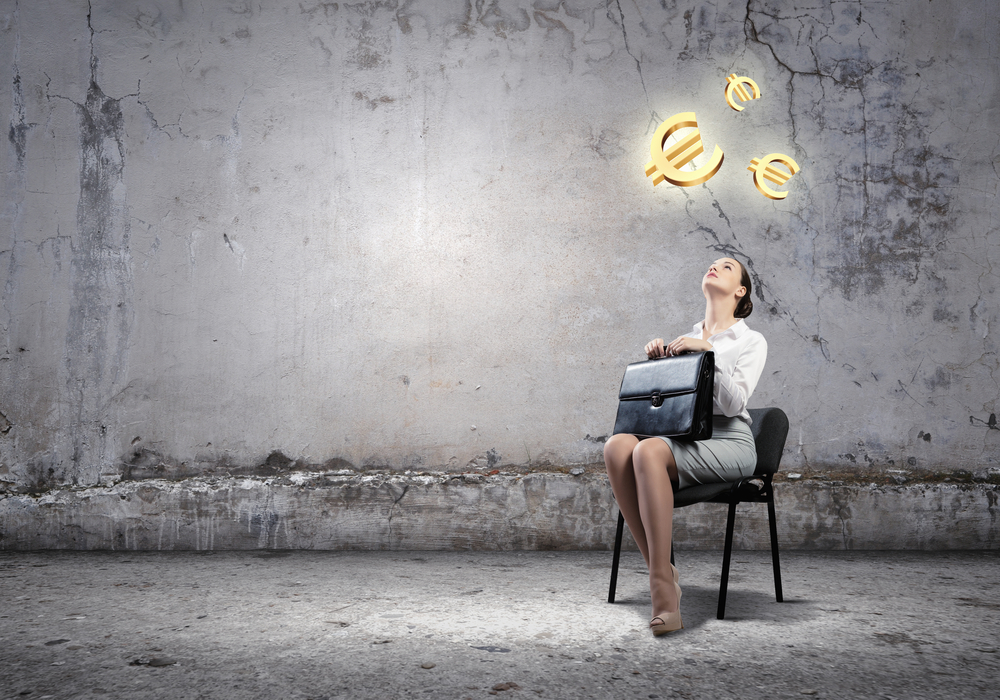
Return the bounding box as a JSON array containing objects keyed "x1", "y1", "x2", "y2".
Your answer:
[{"x1": 612, "y1": 351, "x2": 715, "y2": 440}]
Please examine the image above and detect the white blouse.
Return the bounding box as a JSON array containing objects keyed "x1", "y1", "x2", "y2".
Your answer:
[{"x1": 682, "y1": 319, "x2": 767, "y2": 424}]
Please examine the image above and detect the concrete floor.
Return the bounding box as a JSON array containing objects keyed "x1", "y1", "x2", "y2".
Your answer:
[{"x1": 0, "y1": 550, "x2": 997, "y2": 700}]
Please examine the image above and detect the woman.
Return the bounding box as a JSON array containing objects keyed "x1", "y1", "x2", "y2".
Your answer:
[{"x1": 604, "y1": 257, "x2": 767, "y2": 635}]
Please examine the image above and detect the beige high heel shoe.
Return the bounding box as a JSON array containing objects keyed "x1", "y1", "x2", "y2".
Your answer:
[{"x1": 650, "y1": 582, "x2": 684, "y2": 636}]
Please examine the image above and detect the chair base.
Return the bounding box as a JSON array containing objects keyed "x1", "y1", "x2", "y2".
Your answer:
[{"x1": 607, "y1": 473, "x2": 783, "y2": 619}]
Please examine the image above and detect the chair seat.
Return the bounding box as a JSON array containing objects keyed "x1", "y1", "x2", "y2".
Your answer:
[
  {"x1": 673, "y1": 481, "x2": 735, "y2": 507},
  {"x1": 674, "y1": 476, "x2": 769, "y2": 508}
]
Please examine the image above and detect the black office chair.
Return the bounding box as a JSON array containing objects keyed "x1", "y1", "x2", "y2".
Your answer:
[{"x1": 607, "y1": 407, "x2": 789, "y2": 620}]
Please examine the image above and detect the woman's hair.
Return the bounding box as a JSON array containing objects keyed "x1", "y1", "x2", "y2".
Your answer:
[{"x1": 734, "y1": 260, "x2": 753, "y2": 318}]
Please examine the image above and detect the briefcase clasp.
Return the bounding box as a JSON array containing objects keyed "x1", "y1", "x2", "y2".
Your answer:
[{"x1": 651, "y1": 391, "x2": 663, "y2": 408}]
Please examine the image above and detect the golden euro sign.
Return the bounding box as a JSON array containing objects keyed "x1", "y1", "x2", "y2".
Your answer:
[
  {"x1": 724, "y1": 74, "x2": 761, "y2": 112},
  {"x1": 644, "y1": 112, "x2": 724, "y2": 188},
  {"x1": 747, "y1": 153, "x2": 800, "y2": 200}
]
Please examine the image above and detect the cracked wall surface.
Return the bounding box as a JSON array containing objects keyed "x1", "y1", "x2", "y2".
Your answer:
[
  {"x1": 0, "y1": 0, "x2": 998, "y2": 496},
  {"x1": 2, "y1": 472, "x2": 997, "y2": 550}
]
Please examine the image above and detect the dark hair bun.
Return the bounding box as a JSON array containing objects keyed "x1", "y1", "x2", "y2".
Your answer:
[
  {"x1": 735, "y1": 296, "x2": 753, "y2": 318},
  {"x1": 735, "y1": 261, "x2": 753, "y2": 318}
]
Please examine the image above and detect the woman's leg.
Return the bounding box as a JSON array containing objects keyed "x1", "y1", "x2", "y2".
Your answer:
[
  {"x1": 603, "y1": 434, "x2": 650, "y2": 566},
  {"x1": 631, "y1": 438, "x2": 680, "y2": 620}
]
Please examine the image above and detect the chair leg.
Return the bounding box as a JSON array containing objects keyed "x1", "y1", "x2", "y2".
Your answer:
[
  {"x1": 766, "y1": 481, "x2": 783, "y2": 603},
  {"x1": 717, "y1": 500, "x2": 738, "y2": 620},
  {"x1": 608, "y1": 510, "x2": 625, "y2": 604}
]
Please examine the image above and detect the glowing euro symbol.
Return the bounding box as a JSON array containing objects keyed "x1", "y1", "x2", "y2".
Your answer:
[
  {"x1": 747, "y1": 153, "x2": 800, "y2": 200},
  {"x1": 724, "y1": 74, "x2": 761, "y2": 112},
  {"x1": 644, "y1": 112, "x2": 724, "y2": 188}
]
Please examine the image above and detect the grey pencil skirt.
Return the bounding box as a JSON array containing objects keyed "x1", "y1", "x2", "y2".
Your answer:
[{"x1": 655, "y1": 415, "x2": 757, "y2": 490}]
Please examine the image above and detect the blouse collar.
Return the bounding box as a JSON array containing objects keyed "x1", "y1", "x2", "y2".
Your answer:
[{"x1": 693, "y1": 318, "x2": 748, "y2": 340}]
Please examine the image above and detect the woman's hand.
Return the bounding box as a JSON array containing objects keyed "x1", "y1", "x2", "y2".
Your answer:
[
  {"x1": 645, "y1": 338, "x2": 667, "y2": 359},
  {"x1": 665, "y1": 336, "x2": 713, "y2": 356},
  {"x1": 646, "y1": 336, "x2": 714, "y2": 359}
]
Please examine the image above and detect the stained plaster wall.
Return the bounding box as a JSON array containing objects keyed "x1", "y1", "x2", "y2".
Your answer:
[{"x1": 0, "y1": 0, "x2": 998, "y2": 546}]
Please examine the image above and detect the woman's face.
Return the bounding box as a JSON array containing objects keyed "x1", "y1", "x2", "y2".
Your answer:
[{"x1": 702, "y1": 258, "x2": 746, "y2": 302}]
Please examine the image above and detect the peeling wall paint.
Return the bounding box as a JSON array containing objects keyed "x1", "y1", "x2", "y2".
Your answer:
[
  {"x1": 0, "y1": 0, "x2": 997, "y2": 496},
  {"x1": 1, "y1": 471, "x2": 997, "y2": 551}
]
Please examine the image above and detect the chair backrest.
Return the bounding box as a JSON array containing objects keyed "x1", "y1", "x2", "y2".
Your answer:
[{"x1": 747, "y1": 407, "x2": 789, "y2": 476}]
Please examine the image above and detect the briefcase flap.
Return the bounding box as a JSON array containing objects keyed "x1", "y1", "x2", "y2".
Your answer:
[{"x1": 618, "y1": 351, "x2": 714, "y2": 400}]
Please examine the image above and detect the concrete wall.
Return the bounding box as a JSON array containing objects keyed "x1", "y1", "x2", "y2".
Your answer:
[
  {"x1": 2, "y1": 471, "x2": 997, "y2": 550},
  {"x1": 0, "y1": 1, "x2": 998, "y2": 547}
]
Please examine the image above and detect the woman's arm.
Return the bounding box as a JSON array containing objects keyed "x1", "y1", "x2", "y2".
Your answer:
[
  {"x1": 714, "y1": 333, "x2": 768, "y2": 418},
  {"x1": 666, "y1": 336, "x2": 712, "y2": 356},
  {"x1": 644, "y1": 336, "x2": 713, "y2": 359}
]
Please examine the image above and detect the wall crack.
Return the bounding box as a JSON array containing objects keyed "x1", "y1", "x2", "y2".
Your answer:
[{"x1": 608, "y1": 0, "x2": 658, "y2": 125}]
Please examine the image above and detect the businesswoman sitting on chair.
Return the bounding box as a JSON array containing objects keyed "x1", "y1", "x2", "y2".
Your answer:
[{"x1": 604, "y1": 257, "x2": 767, "y2": 635}]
